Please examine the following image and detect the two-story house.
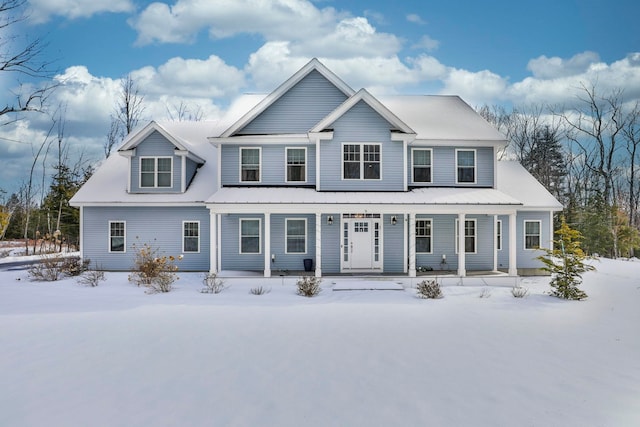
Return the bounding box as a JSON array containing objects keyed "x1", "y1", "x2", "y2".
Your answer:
[{"x1": 70, "y1": 58, "x2": 562, "y2": 278}]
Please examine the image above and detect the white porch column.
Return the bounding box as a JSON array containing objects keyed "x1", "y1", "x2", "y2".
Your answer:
[
  {"x1": 209, "y1": 210, "x2": 218, "y2": 274},
  {"x1": 508, "y1": 213, "x2": 517, "y2": 276},
  {"x1": 457, "y1": 213, "x2": 466, "y2": 277},
  {"x1": 315, "y1": 213, "x2": 322, "y2": 278},
  {"x1": 264, "y1": 213, "x2": 271, "y2": 278},
  {"x1": 408, "y1": 213, "x2": 416, "y2": 277},
  {"x1": 493, "y1": 214, "x2": 498, "y2": 272}
]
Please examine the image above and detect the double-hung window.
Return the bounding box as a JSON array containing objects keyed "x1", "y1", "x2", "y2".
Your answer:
[
  {"x1": 286, "y1": 219, "x2": 306, "y2": 254},
  {"x1": 240, "y1": 148, "x2": 261, "y2": 182},
  {"x1": 109, "y1": 221, "x2": 125, "y2": 252},
  {"x1": 343, "y1": 144, "x2": 381, "y2": 180},
  {"x1": 456, "y1": 149, "x2": 476, "y2": 183},
  {"x1": 140, "y1": 157, "x2": 172, "y2": 188},
  {"x1": 183, "y1": 221, "x2": 199, "y2": 253},
  {"x1": 524, "y1": 220, "x2": 541, "y2": 249},
  {"x1": 412, "y1": 149, "x2": 432, "y2": 183},
  {"x1": 286, "y1": 148, "x2": 306, "y2": 182},
  {"x1": 496, "y1": 220, "x2": 502, "y2": 250},
  {"x1": 455, "y1": 219, "x2": 477, "y2": 253},
  {"x1": 415, "y1": 219, "x2": 432, "y2": 253},
  {"x1": 240, "y1": 219, "x2": 261, "y2": 254}
]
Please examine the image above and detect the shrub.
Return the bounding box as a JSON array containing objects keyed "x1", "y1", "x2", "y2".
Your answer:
[
  {"x1": 511, "y1": 286, "x2": 529, "y2": 298},
  {"x1": 479, "y1": 288, "x2": 492, "y2": 298},
  {"x1": 201, "y1": 272, "x2": 226, "y2": 294},
  {"x1": 77, "y1": 269, "x2": 106, "y2": 287},
  {"x1": 296, "y1": 276, "x2": 321, "y2": 297},
  {"x1": 61, "y1": 257, "x2": 90, "y2": 277},
  {"x1": 127, "y1": 240, "x2": 181, "y2": 293},
  {"x1": 249, "y1": 286, "x2": 270, "y2": 295},
  {"x1": 416, "y1": 279, "x2": 443, "y2": 299},
  {"x1": 29, "y1": 254, "x2": 64, "y2": 281}
]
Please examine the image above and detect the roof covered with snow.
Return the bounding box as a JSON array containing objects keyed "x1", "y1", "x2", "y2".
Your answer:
[{"x1": 497, "y1": 161, "x2": 563, "y2": 210}]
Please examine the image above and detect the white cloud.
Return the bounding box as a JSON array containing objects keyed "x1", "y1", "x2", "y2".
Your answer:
[
  {"x1": 406, "y1": 14, "x2": 426, "y2": 25},
  {"x1": 527, "y1": 51, "x2": 601, "y2": 80},
  {"x1": 28, "y1": 0, "x2": 134, "y2": 23},
  {"x1": 412, "y1": 35, "x2": 440, "y2": 52},
  {"x1": 442, "y1": 68, "x2": 509, "y2": 105}
]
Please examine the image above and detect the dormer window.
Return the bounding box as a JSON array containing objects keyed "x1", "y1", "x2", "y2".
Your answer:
[{"x1": 140, "y1": 157, "x2": 172, "y2": 188}]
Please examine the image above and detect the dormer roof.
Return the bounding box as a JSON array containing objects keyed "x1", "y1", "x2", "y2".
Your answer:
[{"x1": 119, "y1": 121, "x2": 206, "y2": 164}]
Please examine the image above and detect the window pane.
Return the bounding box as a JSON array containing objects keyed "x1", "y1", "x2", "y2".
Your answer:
[
  {"x1": 157, "y1": 158, "x2": 171, "y2": 172},
  {"x1": 241, "y1": 149, "x2": 259, "y2": 164},
  {"x1": 157, "y1": 171, "x2": 171, "y2": 187},
  {"x1": 457, "y1": 151, "x2": 474, "y2": 167},
  {"x1": 364, "y1": 162, "x2": 380, "y2": 179},
  {"x1": 416, "y1": 237, "x2": 431, "y2": 253},
  {"x1": 141, "y1": 158, "x2": 155, "y2": 172},
  {"x1": 413, "y1": 150, "x2": 430, "y2": 166},
  {"x1": 525, "y1": 221, "x2": 540, "y2": 234},
  {"x1": 287, "y1": 219, "x2": 305, "y2": 236},
  {"x1": 110, "y1": 222, "x2": 125, "y2": 252},
  {"x1": 111, "y1": 237, "x2": 124, "y2": 252},
  {"x1": 241, "y1": 220, "x2": 259, "y2": 235},
  {"x1": 241, "y1": 149, "x2": 260, "y2": 182},
  {"x1": 241, "y1": 168, "x2": 259, "y2": 181},
  {"x1": 458, "y1": 167, "x2": 474, "y2": 183},
  {"x1": 241, "y1": 237, "x2": 260, "y2": 253},
  {"x1": 413, "y1": 167, "x2": 431, "y2": 182},
  {"x1": 344, "y1": 162, "x2": 360, "y2": 179},
  {"x1": 287, "y1": 148, "x2": 305, "y2": 164},
  {"x1": 287, "y1": 165, "x2": 305, "y2": 181}
]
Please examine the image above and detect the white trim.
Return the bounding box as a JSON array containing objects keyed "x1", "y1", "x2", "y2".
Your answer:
[
  {"x1": 139, "y1": 156, "x2": 173, "y2": 189},
  {"x1": 315, "y1": 213, "x2": 322, "y2": 277},
  {"x1": 415, "y1": 218, "x2": 433, "y2": 254},
  {"x1": 209, "y1": 211, "x2": 217, "y2": 274},
  {"x1": 411, "y1": 148, "x2": 433, "y2": 184},
  {"x1": 182, "y1": 220, "x2": 200, "y2": 253},
  {"x1": 496, "y1": 219, "x2": 503, "y2": 251},
  {"x1": 455, "y1": 148, "x2": 477, "y2": 185},
  {"x1": 239, "y1": 218, "x2": 261, "y2": 254},
  {"x1": 239, "y1": 147, "x2": 262, "y2": 183},
  {"x1": 285, "y1": 218, "x2": 307, "y2": 254},
  {"x1": 180, "y1": 155, "x2": 186, "y2": 193},
  {"x1": 213, "y1": 134, "x2": 311, "y2": 145},
  {"x1": 455, "y1": 218, "x2": 477, "y2": 254},
  {"x1": 408, "y1": 213, "x2": 416, "y2": 277},
  {"x1": 285, "y1": 147, "x2": 307, "y2": 184},
  {"x1": 524, "y1": 219, "x2": 542, "y2": 250},
  {"x1": 508, "y1": 213, "x2": 517, "y2": 276},
  {"x1": 402, "y1": 139, "x2": 408, "y2": 191},
  {"x1": 341, "y1": 143, "x2": 382, "y2": 181},
  {"x1": 264, "y1": 214, "x2": 271, "y2": 277},
  {"x1": 79, "y1": 206, "x2": 84, "y2": 259},
  {"x1": 108, "y1": 220, "x2": 126, "y2": 253}
]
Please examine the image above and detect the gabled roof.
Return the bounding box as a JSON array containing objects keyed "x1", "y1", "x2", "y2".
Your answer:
[
  {"x1": 221, "y1": 58, "x2": 355, "y2": 137},
  {"x1": 310, "y1": 88, "x2": 415, "y2": 135},
  {"x1": 497, "y1": 161, "x2": 563, "y2": 210},
  {"x1": 119, "y1": 121, "x2": 206, "y2": 163}
]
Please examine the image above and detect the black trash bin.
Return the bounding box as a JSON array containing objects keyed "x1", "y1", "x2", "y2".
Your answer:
[{"x1": 303, "y1": 258, "x2": 313, "y2": 272}]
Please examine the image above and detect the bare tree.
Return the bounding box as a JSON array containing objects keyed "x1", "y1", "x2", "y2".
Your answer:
[
  {"x1": 165, "y1": 101, "x2": 203, "y2": 122},
  {"x1": 114, "y1": 74, "x2": 145, "y2": 135},
  {"x1": 104, "y1": 115, "x2": 121, "y2": 158},
  {"x1": 621, "y1": 101, "x2": 640, "y2": 228},
  {"x1": 0, "y1": 0, "x2": 56, "y2": 120}
]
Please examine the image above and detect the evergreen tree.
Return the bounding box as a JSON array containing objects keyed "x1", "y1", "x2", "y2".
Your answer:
[
  {"x1": 522, "y1": 125, "x2": 567, "y2": 203},
  {"x1": 538, "y1": 218, "x2": 595, "y2": 300}
]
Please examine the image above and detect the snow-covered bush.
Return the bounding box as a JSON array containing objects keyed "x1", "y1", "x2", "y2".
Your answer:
[
  {"x1": 416, "y1": 279, "x2": 443, "y2": 299},
  {"x1": 77, "y1": 269, "x2": 106, "y2": 287},
  {"x1": 128, "y1": 240, "x2": 181, "y2": 293},
  {"x1": 479, "y1": 288, "x2": 492, "y2": 298},
  {"x1": 201, "y1": 272, "x2": 226, "y2": 294},
  {"x1": 511, "y1": 286, "x2": 529, "y2": 298},
  {"x1": 28, "y1": 254, "x2": 65, "y2": 281},
  {"x1": 249, "y1": 286, "x2": 270, "y2": 295},
  {"x1": 296, "y1": 276, "x2": 321, "y2": 297},
  {"x1": 60, "y1": 257, "x2": 90, "y2": 277}
]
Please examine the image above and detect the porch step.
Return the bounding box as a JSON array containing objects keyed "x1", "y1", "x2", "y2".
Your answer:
[{"x1": 332, "y1": 280, "x2": 404, "y2": 291}]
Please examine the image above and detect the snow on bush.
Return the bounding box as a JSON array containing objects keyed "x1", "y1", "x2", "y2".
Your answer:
[
  {"x1": 127, "y1": 240, "x2": 181, "y2": 293},
  {"x1": 296, "y1": 276, "x2": 321, "y2": 297},
  {"x1": 416, "y1": 279, "x2": 443, "y2": 299}
]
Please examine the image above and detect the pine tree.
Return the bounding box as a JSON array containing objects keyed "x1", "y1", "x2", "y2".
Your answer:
[{"x1": 537, "y1": 218, "x2": 595, "y2": 300}]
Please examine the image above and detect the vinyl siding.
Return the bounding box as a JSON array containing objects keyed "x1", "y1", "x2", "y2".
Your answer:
[
  {"x1": 383, "y1": 214, "x2": 405, "y2": 273},
  {"x1": 220, "y1": 144, "x2": 316, "y2": 187},
  {"x1": 408, "y1": 146, "x2": 495, "y2": 187},
  {"x1": 269, "y1": 214, "x2": 316, "y2": 272},
  {"x1": 237, "y1": 70, "x2": 349, "y2": 135},
  {"x1": 220, "y1": 214, "x2": 264, "y2": 271},
  {"x1": 82, "y1": 206, "x2": 210, "y2": 271},
  {"x1": 321, "y1": 213, "x2": 341, "y2": 274},
  {"x1": 319, "y1": 101, "x2": 404, "y2": 191},
  {"x1": 130, "y1": 131, "x2": 182, "y2": 193},
  {"x1": 516, "y1": 211, "x2": 551, "y2": 269}
]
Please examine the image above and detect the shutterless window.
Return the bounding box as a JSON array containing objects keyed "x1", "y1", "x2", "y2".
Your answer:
[
  {"x1": 140, "y1": 157, "x2": 172, "y2": 188},
  {"x1": 412, "y1": 149, "x2": 432, "y2": 183},
  {"x1": 456, "y1": 150, "x2": 475, "y2": 183},
  {"x1": 416, "y1": 219, "x2": 432, "y2": 253},
  {"x1": 183, "y1": 221, "x2": 199, "y2": 253},
  {"x1": 240, "y1": 219, "x2": 260, "y2": 254},
  {"x1": 286, "y1": 148, "x2": 306, "y2": 182},
  {"x1": 343, "y1": 144, "x2": 380, "y2": 180},
  {"x1": 109, "y1": 221, "x2": 125, "y2": 252},
  {"x1": 286, "y1": 219, "x2": 306, "y2": 254},
  {"x1": 497, "y1": 220, "x2": 502, "y2": 250},
  {"x1": 524, "y1": 221, "x2": 541, "y2": 249},
  {"x1": 240, "y1": 148, "x2": 260, "y2": 182},
  {"x1": 455, "y1": 219, "x2": 477, "y2": 253}
]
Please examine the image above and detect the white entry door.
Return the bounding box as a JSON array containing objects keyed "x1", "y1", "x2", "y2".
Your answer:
[{"x1": 341, "y1": 216, "x2": 382, "y2": 272}]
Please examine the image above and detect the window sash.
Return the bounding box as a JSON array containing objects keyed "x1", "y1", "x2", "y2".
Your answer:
[
  {"x1": 456, "y1": 150, "x2": 475, "y2": 183},
  {"x1": 524, "y1": 221, "x2": 541, "y2": 249},
  {"x1": 286, "y1": 219, "x2": 306, "y2": 254},
  {"x1": 286, "y1": 148, "x2": 306, "y2": 182},
  {"x1": 109, "y1": 221, "x2": 125, "y2": 252},
  {"x1": 240, "y1": 219, "x2": 261, "y2": 253},
  {"x1": 415, "y1": 219, "x2": 432, "y2": 253},
  {"x1": 240, "y1": 148, "x2": 260, "y2": 182},
  {"x1": 140, "y1": 157, "x2": 172, "y2": 188},
  {"x1": 413, "y1": 149, "x2": 432, "y2": 183},
  {"x1": 496, "y1": 220, "x2": 502, "y2": 250},
  {"x1": 183, "y1": 221, "x2": 199, "y2": 253},
  {"x1": 343, "y1": 144, "x2": 380, "y2": 180},
  {"x1": 455, "y1": 219, "x2": 476, "y2": 253}
]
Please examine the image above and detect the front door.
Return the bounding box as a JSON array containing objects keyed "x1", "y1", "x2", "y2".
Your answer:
[{"x1": 341, "y1": 215, "x2": 382, "y2": 272}]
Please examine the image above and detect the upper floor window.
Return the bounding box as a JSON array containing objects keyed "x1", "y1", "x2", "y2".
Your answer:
[
  {"x1": 416, "y1": 219, "x2": 432, "y2": 253},
  {"x1": 286, "y1": 148, "x2": 306, "y2": 182},
  {"x1": 286, "y1": 218, "x2": 307, "y2": 254},
  {"x1": 240, "y1": 148, "x2": 261, "y2": 182},
  {"x1": 456, "y1": 149, "x2": 476, "y2": 184},
  {"x1": 524, "y1": 220, "x2": 541, "y2": 250},
  {"x1": 183, "y1": 221, "x2": 200, "y2": 253},
  {"x1": 455, "y1": 218, "x2": 477, "y2": 254},
  {"x1": 343, "y1": 143, "x2": 381, "y2": 180},
  {"x1": 412, "y1": 148, "x2": 432, "y2": 183},
  {"x1": 240, "y1": 218, "x2": 261, "y2": 254},
  {"x1": 140, "y1": 157, "x2": 172, "y2": 188},
  {"x1": 109, "y1": 221, "x2": 125, "y2": 252}
]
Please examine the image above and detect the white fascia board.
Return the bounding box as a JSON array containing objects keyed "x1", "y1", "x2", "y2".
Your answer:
[
  {"x1": 118, "y1": 148, "x2": 135, "y2": 158},
  {"x1": 120, "y1": 121, "x2": 190, "y2": 152},
  {"x1": 210, "y1": 134, "x2": 311, "y2": 146},
  {"x1": 206, "y1": 203, "x2": 519, "y2": 215},
  {"x1": 410, "y1": 139, "x2": 508, "y2": 147},
  {"x1": 308, "y1": 131, "x2": 334, "y2": 141},
  {"x1": 175, "y1": 149, "x2": 206, "y2": 164}
]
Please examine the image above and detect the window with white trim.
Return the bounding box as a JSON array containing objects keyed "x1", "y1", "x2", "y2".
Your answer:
[
  {"x1": 343, "y1": 144, "x2": 380, "y2": 180},
  {"x1": 412, "y1": 149, "x2": 432, "y2": 183},
  {"x1": 456, "y1": 149, "x2": 476, "y2": 183},
  {"x1": 240, "y1": 148, "x2": 261, "y2": 182},
  {"x1": 285, "y1": 218, "x2": 306, "y2": 254},
  {"x1": 524, "y1": 220, "x2": 541, "y2": 249},
  {"x1": 286, "y1": 148, "x2": 306, "y2": 182},
  {"x1": 183, "y1": 221, "x2": 199, "y2": 253},
  {"x1": 109, "y1": 221, "x2": 125, "y2": 252},
  {"x1": 140, "y1": 157, "x2": 172, "y2": 188},
  {"x1": 416, "y1": 219, "x2": 432, "y2": 253},
  {"x1": 496, "y1": 220, "x2": 502, "y2": 250},
  {"x1": 455, "y1": 219, "x2": 477, "y2": 253},
  {"x1": 240, "y1": 219, "x2": 261, "y2": 254}
]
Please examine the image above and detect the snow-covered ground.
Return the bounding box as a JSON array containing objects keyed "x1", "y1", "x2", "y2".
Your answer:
[{"x1": 0, "y1": 257, "x2": 639, "y2": 427}]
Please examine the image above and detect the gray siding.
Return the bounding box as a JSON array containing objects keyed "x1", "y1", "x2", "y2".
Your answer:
[
  {"x1": 131, "y1": 131, "x2": 182, "y2": 193},
  {"x1": 220, "y1": 144, "x2": 316, "y2": 187},
  {"x1": 516, "y1": 211, "x2": 551, "y2": 269},
  {"x1": 185, "y1": 157, "x2": 199, "y2": 187},
  {"x1": 238, "y1": 70, "x2": 349, "y2": 135},
  {"x1": 408, "y1": 146, "x2": 495, "y2": 187},
  {"x1": 83, "y1": 206, "x2": 210, "y2": 271},
  {"x1": 321, "y1": 213, "x2": 341, "y2": 274},
  {"x1": 220, "y1": 214, "x2": 264, "y2": 271},
  {"x1": 270, "y1": 214, "x2": 316, "y2": 272},
  {"x1": 383, "y1": 214, "x2": 405, "y2": 273},
  {"x1": 319, "y1": 101, "x2": 404, "y2": 191}
]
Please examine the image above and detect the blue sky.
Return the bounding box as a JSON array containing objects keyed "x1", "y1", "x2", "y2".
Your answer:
[{"x1": 1, "y1": 0, "x2": 640, "y2": 196}]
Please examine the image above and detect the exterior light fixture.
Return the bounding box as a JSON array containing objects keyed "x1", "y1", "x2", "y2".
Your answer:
[
  {"x1": 327, "y1": 215, "x2": 334, "y2": 225},
  {"x1": 391, "y1": 215, "x2": 397, "y2": 225}
]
